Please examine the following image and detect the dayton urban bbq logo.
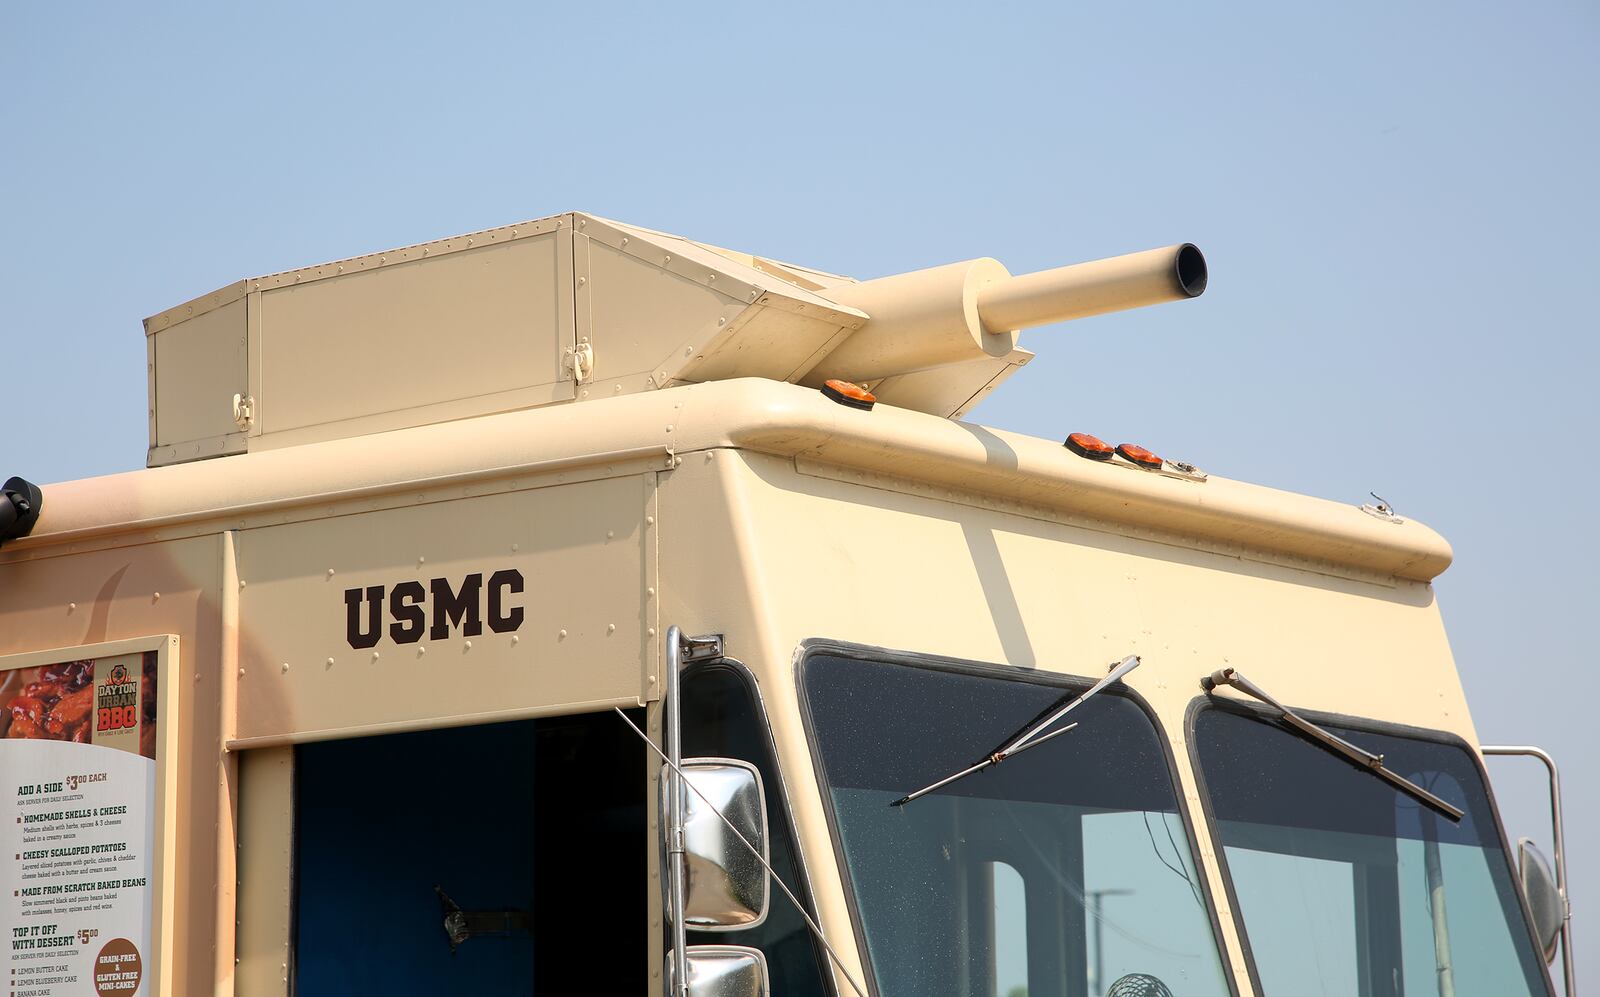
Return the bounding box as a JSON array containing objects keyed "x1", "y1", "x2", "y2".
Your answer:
[
  {"x1": 95, "y1": 663, "x2": 139, "y2": 735},
  {"x1": 344, "y1": 570, "x2": 525, "y2": 648}
]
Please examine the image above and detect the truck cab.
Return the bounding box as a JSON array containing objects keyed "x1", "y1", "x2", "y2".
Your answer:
[{"x1": 0, "y1": 212, "x2": 1570, "y2": 996}]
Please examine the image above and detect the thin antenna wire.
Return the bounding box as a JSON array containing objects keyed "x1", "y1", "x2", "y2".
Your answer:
[{"x1": 613, "y1": 708, "x2": 872, "y2": 997}]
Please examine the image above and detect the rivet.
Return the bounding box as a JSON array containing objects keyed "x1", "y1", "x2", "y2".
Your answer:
[
  {"x1": 239, "y1": 580, "x2": 247, "y2": 589},
  {"x1": 325, "y1": 657, "x2": 335, "y2": 667},
  {"x1": 648, "y1": 675, "x2": 657, "y2": 684},
  {"x1": 621, "y1": 237, "x2": 629, "y2": 246},
  {"x1": 685, "y1": 346, "x2": 693, "y2": 356},
  {"x1": 607, "y1": 624, "x2": 616, "y2": 634},
  {"x1": 464, "y1": 640, "x2": 473, "y2": 650},
  {"x1": 372, "y1": 651, "x2": 380, "y2": 661},
  {"x1": 606, "y1": 530, "x2": 614, "y2": 539},
  {"x1": 717, "y1": 317, "x2": 726, "y2": 326},
  {"x1": 281, "y1": 662, "x2": 289, "y2": 673},
  {"x1": 418, "y1": 556, "x2": 426, "y2": 564},
  {"x1": 419, "y1": 646, "x2": 427, "y2": 656},
  {"x1": 664, "y1": 255, "x2": 671, "y2": 264},
  {"x1": 511, "y1": 635, "x2": 520, "y2": 645},
  {"x1": 559, "y1": 629, "x2": 568, "y2": 639},
  {"x1": 511, "y1": 543, "x2": 519, "y2": 552},
  {"x1": 614, "y1": 385, "x2": 622, "y2": 393},
  {"x1": 665, "y1": 425, "x2": 674, "y2": 432},
  {"x1": 648, "y1": 628, "x2": 657, "y2": 637},
  {"x1": 380, "y1": 256, "x2": 387, "y2": 263},
  {"x1": 326, "y1": 568, "x2": 335, "y2": 577},
  {"x1": 647, "y1": 587, "x2": 655, "y2": 598},
  {"x1": 467, "y1": 238, "x2": 474, "y2": 246},
  {"x1": 646, "y1": 516, "x2": 655, "y2": 525},
  {"x1": 152, "y1": 592, "x2": 161, "y2": 601},
  {"x1": 578, "y1": 276, "x2": 587, "y2": 286},
  {"x1": 238, "y1": 668, "x2": 246, "y2": 676},
  {"x1": 422, "y1": 247, "x2": 429, "y2": 256},
  {"x1": 68, "y1": 602, "x2": 76, "y2": 611}
]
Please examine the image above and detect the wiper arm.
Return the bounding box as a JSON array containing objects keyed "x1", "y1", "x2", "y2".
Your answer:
[
  {"x1": 891, "y1": 654, "x2": 1141, "y2": 808},
  {"x1": 1202, "y1": 667, "x2": 1463, "y2": 823}
]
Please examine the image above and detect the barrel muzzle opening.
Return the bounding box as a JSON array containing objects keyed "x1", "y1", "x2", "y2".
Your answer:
[{"x1": 1176, "y1": 243, "x2": 1208, "y2": 298}]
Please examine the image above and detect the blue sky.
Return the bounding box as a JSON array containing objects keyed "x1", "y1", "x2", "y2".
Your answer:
[{"x1": 3, "y1": 2, "x2": 1595, "y2": 984}]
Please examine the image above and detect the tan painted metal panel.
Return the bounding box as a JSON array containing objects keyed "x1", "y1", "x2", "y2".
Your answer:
[
  {"x1": 232, "y1": 476, "x2": 659, "y2": 744},
  {"x1": 658, "y1": 451, "x2": 1474, "y2": 997},
  {"x1": 235, "y1": 747, "x2": 292, "y2": 997},
  {"x1": 868, "y1": 347, "x2": 1034, "y2": 419},
  {"x1": 581, "y1": 233, "x2": 745, "y2": 386},
  {"x1": 151, "y1": 297, "x2": 247, "y2": 452},
  {"x1": 0, "y1": 538, "x2": 226, "y2": 997},
  {"x1": 256, "y1": 230, "x2": 570, "y2": 438}
]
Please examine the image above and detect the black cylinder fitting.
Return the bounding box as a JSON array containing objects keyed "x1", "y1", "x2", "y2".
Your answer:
[{"x1": 0, "y1": 477, "x2": 43, "y2": 546}]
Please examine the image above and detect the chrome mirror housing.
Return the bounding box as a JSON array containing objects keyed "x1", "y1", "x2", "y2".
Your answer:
[
  {"x1": 1517, "y1": 838, "x2": 1563, "y2": 964},
  {"x1": 662, "y1": 757, "x2": 769, "y2": 930},
  {"x1": 669, "y1": 945, "x2": 770, "y2": 997}
]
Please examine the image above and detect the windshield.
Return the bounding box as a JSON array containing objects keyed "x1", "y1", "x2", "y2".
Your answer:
[
  {"x1": 802, "y1": 652, "x2": 1232, "y2": 997},
  {"x1": 1192, "y1": 704, "x2": 1551, "y2": 997}
]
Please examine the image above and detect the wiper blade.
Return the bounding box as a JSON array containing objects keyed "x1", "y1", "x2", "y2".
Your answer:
[
  {"x1": 891, "y1": 654, "x2": 1141, "y2": 808},
  {"x1": 1202, "y1": 667, "x2": 1463, "y2": 823}
]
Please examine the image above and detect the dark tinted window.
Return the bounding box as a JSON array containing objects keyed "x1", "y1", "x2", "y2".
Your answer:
[
  {"x1": 683, "y1": 663, "x2": 831, "y2": 996},
  {"x1": 803, "y1": 652, "x2": 1230, "y2": 997},
  {"x1": 1194, "y1": 705, "x2": 1550, "y2": 997}
]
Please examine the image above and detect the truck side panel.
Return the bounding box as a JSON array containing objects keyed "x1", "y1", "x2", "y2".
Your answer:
[{"x1": 0, "y1": 535, "x2": 224, "y2": 996}]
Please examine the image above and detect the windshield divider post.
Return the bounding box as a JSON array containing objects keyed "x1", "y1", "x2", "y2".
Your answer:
[{"x1": 1201, "y1": 667, "x2": 1465, "y2": 823}]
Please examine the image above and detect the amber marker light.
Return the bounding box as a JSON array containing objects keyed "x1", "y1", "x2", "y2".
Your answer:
[
  {"x1": 821, "y1": 379, "x2": 877, "y2": 411},
  {"x1": 1064, "y1": 433, "x2": 1115, "y2": 460},
  {"x1": 1116, "y1": 443, "x2": 1164, "y2": 470}
]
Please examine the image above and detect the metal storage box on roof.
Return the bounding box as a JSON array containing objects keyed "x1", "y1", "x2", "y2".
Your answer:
[{"x1": 142, "y1": 212, "x2": 872, "y2": 467}]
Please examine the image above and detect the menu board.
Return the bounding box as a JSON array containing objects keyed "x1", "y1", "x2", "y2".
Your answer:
[{"x1": 2, "y1": 651, "x2": 158, "y2": 997}]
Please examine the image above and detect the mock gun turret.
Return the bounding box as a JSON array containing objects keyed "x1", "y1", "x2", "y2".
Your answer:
[
  {"x1": 142, "y1": 212, "x2": 1206, "y2": 467},
  {"x1": 806, "y1": 243, "x2": 1206, "y2": 384}
]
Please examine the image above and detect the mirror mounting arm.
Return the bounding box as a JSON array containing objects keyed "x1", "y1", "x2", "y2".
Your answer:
[
  {"x1": 1482, "y1": 744, "x2": 1576, "y2": 994},
  {"x1": 664, "y1": 628, "x2": 727, "y2": 997}
]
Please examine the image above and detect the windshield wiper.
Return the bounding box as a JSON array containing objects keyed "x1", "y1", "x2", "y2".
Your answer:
[
  {"x1": 891, "y1": 655, "x2": 1141, "y2": 807},
  {"x1": 1202, "y1": 667, "x2": 1463, "y2": 822}
]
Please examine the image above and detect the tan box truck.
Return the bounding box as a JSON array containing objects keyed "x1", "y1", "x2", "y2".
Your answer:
[{"x1": 0, "y1": 212, "x2": 1574, "y2": 997}]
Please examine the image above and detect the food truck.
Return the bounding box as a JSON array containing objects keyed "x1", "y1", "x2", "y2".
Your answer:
[{"x1": 0, "y1": 211, "x2": 1575, "y2": 996}]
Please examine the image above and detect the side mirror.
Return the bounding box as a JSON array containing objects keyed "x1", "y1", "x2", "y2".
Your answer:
[
  {"x1": 663, "y1": 758, "x2": 770, "y2": 930},
  {"x1": 1517, "y1": 838, "x2": 1563, "y2": 964},
  {"x1": 669, "y1": 945, "x2": 770, "y2": 997}
]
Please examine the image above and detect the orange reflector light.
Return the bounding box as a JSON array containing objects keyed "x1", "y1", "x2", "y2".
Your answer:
[
  {"x1": 1064, "y1": 433, "x2": 1115, "y2": 460},
  {"x1": 1116, "y1": 443, "x2": 1164, "y2": 470},
  {"x1": 821, "y1": 379, "x2": 876, "y2": 411}
]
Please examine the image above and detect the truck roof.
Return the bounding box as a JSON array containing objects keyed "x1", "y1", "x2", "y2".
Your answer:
[{"x1": 11, "y1": 377, "x2": 1451, "y2": 583}]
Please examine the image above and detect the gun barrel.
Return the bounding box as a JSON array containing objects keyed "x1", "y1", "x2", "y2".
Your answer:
[{"x1": 977, "y1": 243, "x2": 1206, "y2": 333}]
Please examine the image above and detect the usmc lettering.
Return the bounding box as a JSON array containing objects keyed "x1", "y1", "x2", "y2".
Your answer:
[{"x1": 345, "y1": 569, "x2": 524, "y2": 648}]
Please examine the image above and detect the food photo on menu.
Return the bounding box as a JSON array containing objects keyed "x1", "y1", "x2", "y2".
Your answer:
[{"x1": 0, "y1": 656, "x2": 157, "y2": 757}]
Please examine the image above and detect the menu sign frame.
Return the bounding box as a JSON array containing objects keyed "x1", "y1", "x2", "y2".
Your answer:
[{"x1": 2, "y1": 635, "x2": 179, "y2": 997}]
